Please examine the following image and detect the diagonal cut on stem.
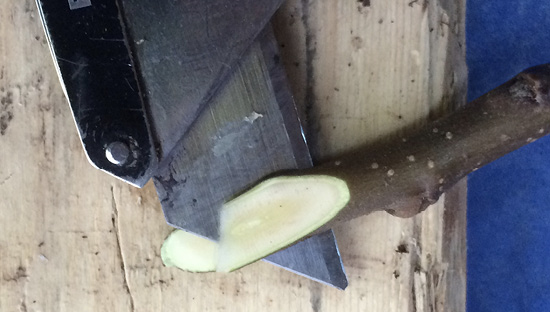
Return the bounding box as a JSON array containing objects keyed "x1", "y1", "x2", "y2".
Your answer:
[{"x1": 162, "y1": 64, "x2": 550, "y2": 273}]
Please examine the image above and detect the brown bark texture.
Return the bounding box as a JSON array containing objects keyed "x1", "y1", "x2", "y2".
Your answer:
[{"x1": 299, "y1": 64, "x2": 550, "y2": 231}]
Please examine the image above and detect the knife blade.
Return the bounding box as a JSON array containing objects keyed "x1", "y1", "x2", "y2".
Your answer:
[
  {"x1": 36, "y1": 0, "x2": 348, "y2": 288},
  {"x1": 265, "y1": 230, "x2": 348, "y2": 290},
  {"x1": 153, "y1": 26, "x2": 348, "y2": 288},
  {"x1": 120, "y1": 0, "x2": 288, "y2": 163}
]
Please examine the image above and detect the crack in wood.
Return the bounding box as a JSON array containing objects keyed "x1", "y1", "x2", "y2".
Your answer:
[
  {"x1": 300, "y1": 0, "x2": 318, "y2": 159},
  {"x1": 111, "y1": 185, "x2": 136, "y2": 312},
  {"x1": 308, "y1": 281, "x2": 323, "y2": 312},
  {"x1": 3, "y1": 265, "x2": 29, "y2": 311},
  {"x1": 19, "y1": 299, "x2": 28, "y2": 312},
  {"x1": 0, "y1": 173, "x2": 13, "y2": 186},
  {"x1": 3, "y1": 266, "x2": 27, "y2": 283}
]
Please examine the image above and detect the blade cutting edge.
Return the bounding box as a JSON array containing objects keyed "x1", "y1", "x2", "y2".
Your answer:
[{"x1": 153, "y1": 26, "x2": 347, "y2": 288}]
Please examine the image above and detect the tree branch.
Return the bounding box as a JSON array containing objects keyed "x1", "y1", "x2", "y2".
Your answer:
[
  {"x1": 303, "y1": 64, "x2": 550, "y2": 232},
  {"x1": 215, "y1": 64, "x2": 550, "y2": 272}
]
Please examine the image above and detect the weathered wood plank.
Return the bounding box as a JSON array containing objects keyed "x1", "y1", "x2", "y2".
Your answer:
[{"x1": 0, "y1": 0, "x2": 466, "y2": 311}]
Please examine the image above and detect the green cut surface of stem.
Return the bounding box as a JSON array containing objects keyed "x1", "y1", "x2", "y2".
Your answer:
[
  {"x1": 216, "y1": 175, "x2": 350, "y2": 272},
  {"x1": 161, "y1": 230, "x2": 218, "y2": 272}
]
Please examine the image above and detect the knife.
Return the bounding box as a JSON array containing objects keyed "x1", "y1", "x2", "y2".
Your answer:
[
  {"x1": 152, "y1": 25, "x2": 348, "y2": 289},
  {"x1": 36, "y1": 0, "x2": 348, "y2": 288}
]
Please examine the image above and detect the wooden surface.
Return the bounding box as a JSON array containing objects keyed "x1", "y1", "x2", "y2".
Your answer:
[{"x1": 0, "y1": 1, "x2": 466, "y2": 311}]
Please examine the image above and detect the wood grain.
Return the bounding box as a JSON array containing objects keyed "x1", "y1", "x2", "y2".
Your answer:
[
  {"x1": 274, "y1": 1, "x2": 467, "y2": 310},
  {"x1": 0, "y1": 0, "x2": 466, "y2": 311}
]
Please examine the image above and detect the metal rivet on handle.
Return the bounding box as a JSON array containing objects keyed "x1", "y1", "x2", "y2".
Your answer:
[{"x1": 106, "y1": 141, "x2": 130, "y2": 166}]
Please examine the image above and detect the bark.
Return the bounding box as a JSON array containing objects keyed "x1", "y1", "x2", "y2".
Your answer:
[{"x1": 294, "y1": 64, "x2": 550, "y2": 232}]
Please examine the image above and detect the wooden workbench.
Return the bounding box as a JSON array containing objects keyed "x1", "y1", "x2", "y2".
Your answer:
[{"x1": 0, "y1": 0, "x2": 466, "y2": 311}]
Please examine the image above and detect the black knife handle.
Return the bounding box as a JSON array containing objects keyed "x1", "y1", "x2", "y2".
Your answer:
[{"x1": 36, "y1": 0, "x2": 156, "y2": 187}]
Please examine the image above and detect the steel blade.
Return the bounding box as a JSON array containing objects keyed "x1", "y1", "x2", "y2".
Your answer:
[
  {"x1": 265, "y1": 230, "x2": 348, "y2": 290},
  {"x1": 120, "y1": 0, "x2": 287, "y2": 162},
  {"x1": 153, "y1": 27, "x2": 310, "y2": 239},
  {"x1": 153, "y1": 27, "x2": 347, "y2": 288}
]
